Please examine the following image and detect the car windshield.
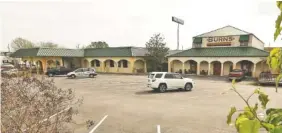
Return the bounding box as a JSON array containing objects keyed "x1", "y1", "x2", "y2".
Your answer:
[
  {"x1": 148, "y1": 73, "x2": 155, "y2": 79},
  {"x1": 74, "y1": 68, "x2": 83, "y2": 72}
]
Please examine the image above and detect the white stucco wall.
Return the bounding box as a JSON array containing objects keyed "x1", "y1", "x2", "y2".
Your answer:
[
  {"x1": 250, "y1": 35, "x2": 264, "y2": 50},
  {"x1": 199, "y1": 62, "x2": 208, "y2": 71},
  {"x1": 169, "y1": 57, "x2": 267, "y2": 77},
  {"x1": 168, "y1": 57, "x2": 266, "y2": 65},
  {"x1": 199, "y1": 36, "x2": 241, "y2": 47},
  {"x1": 171, "y1": 60, "x2": 182, "y2": 72},
  {"x1": 223, "y1": 62, "x2": 232, "y2": 75}
]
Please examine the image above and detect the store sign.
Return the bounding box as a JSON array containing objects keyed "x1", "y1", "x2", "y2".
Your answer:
[
  {"x1": 172, "y1": 16, "x2": 184, "y2": 25},
  {"x1": 207, "y1": 36, "x2": 235, "y2": 43}
]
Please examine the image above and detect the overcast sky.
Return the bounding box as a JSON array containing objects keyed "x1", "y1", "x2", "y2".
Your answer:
[{"x1": 0, "y1": 0, "x2": 280, "y2": 51}]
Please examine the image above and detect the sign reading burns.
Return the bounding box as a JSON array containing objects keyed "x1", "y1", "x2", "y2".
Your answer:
[
  {"x1": 206, "y1": 36, "x2": 235, "y2": 46},
  {"x1": 207, "y1": 36, "x2": 234, "y2": 43}
]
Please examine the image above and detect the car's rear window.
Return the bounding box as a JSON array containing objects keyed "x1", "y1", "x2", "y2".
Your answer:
[
  {"x1": 232, "y1": 69, "x2": 242, "y2": 72},
  {"x1": 155, "y1": 74, "x2": 163, "y2": 78}
]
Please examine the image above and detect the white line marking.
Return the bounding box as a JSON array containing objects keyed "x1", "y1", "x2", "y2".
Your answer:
[
  {"x1": 157, "y1": 125, "x2": 161, "y2": 133},
  {"x1": 23, "y1": 107, "x2": 71, "y2": 132},
  {"x1": 41, "y1": 107, "x2": 71, "y2": 122},
  {"x1": 188, "y1": 96, "x2": 198, "y2": 99},
  {"x1": 89, "y1": 115, "x2": 108, "y2": 133}
]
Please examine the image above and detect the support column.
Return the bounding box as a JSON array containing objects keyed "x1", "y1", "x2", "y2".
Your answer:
[
  {"x1": 197, "y1": 62, "x2": 200, "y2": 75},
  {"x1": 144, "y1": 61, "x2": 147, "y2": 73},
  {"x1": 101, "y1": 61, "x2": 105, "y2": 72},
  {"x1": 233, "y1": 62, "x2": 237, "y2": 69},
  {"x1": 261, "y1": 61, "x2": 264, "y2": 72},
  {"x1": 60, "y1": 58, "x2": 63, "y2": 67},
  {"x1": 42, "y1": 58, "x2": 47, "y2": 73},
  {"x1": 182, "y1": 63, "x2": 185, "y2": 74},
  {"x1": 208, "y1": 62, "x2": 211, "y2": 75},
  {"x1": 168, "y1": 61, "x2": 171, "y2": 72},
  {"x1": 220, "y1": 63, "x2": 224, "y2": 76},
  {"x1": 253, "y1": 64, "x2": 256, "y2": 77}
]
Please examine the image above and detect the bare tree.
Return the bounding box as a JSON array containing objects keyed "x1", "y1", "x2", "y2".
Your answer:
[
  {"x1": 1, "y1": 75, "x2": 83, "y2": 133},
  {"x1": 39, "y1": 42, "x2": 58, "y2": 48},
  {"x1": 11, "y1": 37, "x2": 36, "y2": 51},
  {"x1": 86, "y1": 41, "x2": 109, "y2": 48}
]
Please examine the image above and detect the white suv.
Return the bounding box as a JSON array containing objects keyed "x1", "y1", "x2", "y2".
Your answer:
[{"x1": 147, "y1": 72, "x2": 195, "y2": 93}]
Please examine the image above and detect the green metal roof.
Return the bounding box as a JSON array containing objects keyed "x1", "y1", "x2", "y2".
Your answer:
[
  {"x1": 10, "y1": 48, "x2": 40, "y2": 57},
  {"x1": 168, "y1": 47, "x2": 269, "y2": 57},
  {"x1": 10, "y1": 48, "x2": 84, "y2": 57},
  {"x1": 37, "y1": 48, "x2": 84, "y2": 57},
  {"x1": 84, "y1": 47, "x2": 133, "y2": 57}
]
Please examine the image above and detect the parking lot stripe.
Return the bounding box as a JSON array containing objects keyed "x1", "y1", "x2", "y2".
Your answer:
[
  {"x1": 157, "y1": 125, "x2": 161, "y2": 133},
  {"x1": 89, "y1": 115, "x2": 108, "y2": 133}
]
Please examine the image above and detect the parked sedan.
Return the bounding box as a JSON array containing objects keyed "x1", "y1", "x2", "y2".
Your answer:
[
  {"x1": 46, "y1": 67, "x2": 73, "y2": 77},
  {"x1": 228, "y1": 69, "x2": 245, "y2": 81},
  {"x1": 67, "y1": 68, "x2": 97, "y2": 79}
]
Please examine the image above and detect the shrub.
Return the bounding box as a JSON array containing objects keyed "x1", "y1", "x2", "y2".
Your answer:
[
  {"x1": 1, "y1": 75, "x2": 83, "y2": 133},
  {"x1": 227, "y1": 80, "x2": 282, "y2": 133}
]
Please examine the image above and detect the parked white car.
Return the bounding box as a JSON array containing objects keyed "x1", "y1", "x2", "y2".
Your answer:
[
  {"x1": 67, "y1": 67, "x2": 97, "y2": 79},
  {"x1": 147, "y1": 72, "x2": 195, "y2": 93}
]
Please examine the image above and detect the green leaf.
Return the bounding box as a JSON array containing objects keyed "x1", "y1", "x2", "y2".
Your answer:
[
  {"x1": 237, "y1": 119, "x2": 260, "y2": 133},
  {"x1": 275, "y1": 74, "x2": 282, "y2": 92},
  {"x1": 232, "y1": 79, "x2": 236, "y2": 88},
  {"x1": 258, "y1": 92, "x2": 269, "y2": 109},
  {"x1": 265, "y1": 108, "x2": 282, "y2": 126},
  {"x1": 227, "y1": 107, "x2": 237, "y2": 125},
  {"x1": 244, "y1": 106, "x2": 255, "y2": 118},
  {"x1": 270, "y1": 126, "x2": 282, "y2": 133},
  {"x1": 253, "y1": 103, "x2": 258, "y2": 112},
  {"x1": 266, "y1": 108, "x2": 282, "y2": 116},
  {"x1": 270, "y1": 114, "x2": 282, "y2": 126},
  {"x1": 254, "y1": 89, "x2": 261, "y2": 94},
  {"x1": 254, "y1": 89, "x2": 269, "y2": 109},
  {"x1": 262, "y1": 122, "x2": 275, "y2": 131},
  {"x1": 235, "y1": 114, "x2": 250, "y2": 131},
  {"x1": 277, "y1": 1, "x2": 282, "y2": 11}
]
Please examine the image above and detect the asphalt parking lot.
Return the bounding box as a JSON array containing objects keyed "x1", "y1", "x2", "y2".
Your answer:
[{"x1": 53, "y1": 74, "x2": 282, "y2": 133}]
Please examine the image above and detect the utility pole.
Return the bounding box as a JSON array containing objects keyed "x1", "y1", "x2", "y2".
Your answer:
[
  {"x1": 172, "y1": 16, "x2": 184, "y2": 50},
  {"x1": 177, "y1": 24, "x2": 179, "y2": 50},
  {"x1": 7, "y1": 44, "x2": 10, "y2": 52}
]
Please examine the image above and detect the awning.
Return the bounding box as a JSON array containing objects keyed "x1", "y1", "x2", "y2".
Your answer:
[
  {"x1": 239, "y1": 35, "x2": 249, "y2": 42},
  {"x1": 193, "y1": 37, "x2": 202, "y2": 43}
]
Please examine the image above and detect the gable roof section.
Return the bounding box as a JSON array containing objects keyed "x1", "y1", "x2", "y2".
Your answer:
[
  {"x1": 37, "y1": 48, "x2": 84, "y2": 57},
  {"x1": 194, "y1": 25, "x2": 250, "y2": 37},
  {"x1": 168, "y1": 47, "x2": 269, "y2": 57},
  {"x1": 10, "y1": 48, "x2": 84, "y2": 57},
  {"x1": 10, "y1": 48, "x2": 40, "y2": 57},
  {"x1": 193, "y1": 25, "x2": 265, "y2": 44}
]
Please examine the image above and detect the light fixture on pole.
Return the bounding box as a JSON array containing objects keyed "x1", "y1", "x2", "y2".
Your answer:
[{"x1": 172, "y1": 16, "x2": 184, "y2": 50}]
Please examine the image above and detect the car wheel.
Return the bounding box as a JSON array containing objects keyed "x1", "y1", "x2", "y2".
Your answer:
[
  {"x1": 71, "y1": 74, "x2": 76, "y2": 79},
  {"x1": 48, "y1": 73, "x2": 54, "y2": 77},
  {"x1": 158, "y1": 84, "x2": 167, "y2": 93},
  {"x1": 184, "y1": 83, "x2": 192, "y2": 91},
  {"x1": 89, "y1": 74, "x2": 94, "y2": 78}
]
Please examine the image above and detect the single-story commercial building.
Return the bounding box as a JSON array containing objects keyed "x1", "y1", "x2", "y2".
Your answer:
[
  {"x1": 11, "y1": 47, "x2": 150, "y2": 73},
  {"x1": 168, "y1": 25, "x2": 270, "y2": 77},
  {"x1": 11, "y1": 25, "x2": 272, "y2": 77}
]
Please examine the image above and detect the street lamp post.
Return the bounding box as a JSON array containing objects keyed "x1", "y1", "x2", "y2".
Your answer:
[{"x1": 172, "y1": 16, "x2": 184, "y2": 50}]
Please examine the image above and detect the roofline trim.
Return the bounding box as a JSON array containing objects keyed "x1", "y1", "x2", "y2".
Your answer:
[{"x1": 193, "y1": 25, "x2": 250, "y2": 38}]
